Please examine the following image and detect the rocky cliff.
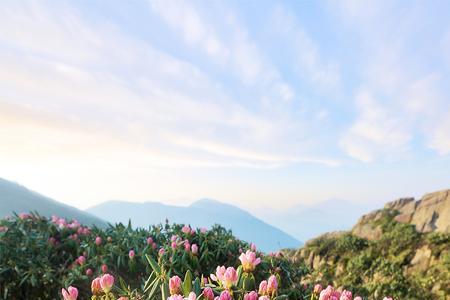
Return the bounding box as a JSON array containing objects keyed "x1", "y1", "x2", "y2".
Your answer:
[{"x1": 352, "y1": 189, "x2": 450, "y2": 240}]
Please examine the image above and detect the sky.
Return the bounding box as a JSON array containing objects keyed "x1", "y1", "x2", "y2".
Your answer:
[{"x1": 1, "y1": 0, "x2": 450, "y2": 215}]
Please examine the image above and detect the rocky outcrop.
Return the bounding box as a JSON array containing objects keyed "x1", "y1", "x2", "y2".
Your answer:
[{"x1": 353, "y1": 189, "x2": 450, "y2": 240}]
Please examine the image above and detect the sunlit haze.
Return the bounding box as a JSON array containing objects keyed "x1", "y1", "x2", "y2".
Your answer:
[{"x1": 1, "y1": 0, "x2": 450, "y2": 216}]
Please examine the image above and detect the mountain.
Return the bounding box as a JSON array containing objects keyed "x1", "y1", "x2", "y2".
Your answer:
[
  {"x1": 0, "y1": 178, "x2": 106, "y2": 227},
  {"x1": 255, "y1": 199, "x2": 378, "y2": 242},
  {"x1": 87, "y1": 198, "x2": 301, "y2": 252},
  {"x1": 286, "y1": 189, "x2": 450, "y2": 300}
]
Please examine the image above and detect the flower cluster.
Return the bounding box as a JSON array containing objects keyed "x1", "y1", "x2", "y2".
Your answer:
[{"x1": 312, "y1": 284, "x2": 394, "y2": 300}]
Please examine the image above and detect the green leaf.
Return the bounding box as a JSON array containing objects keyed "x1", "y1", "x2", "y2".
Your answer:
[
  {"x1": 146, "y1": 254, "x2": 161, "y2": 275},
  {"x1": 182, "y1": 269, "x2": 193, "y2": 296}
]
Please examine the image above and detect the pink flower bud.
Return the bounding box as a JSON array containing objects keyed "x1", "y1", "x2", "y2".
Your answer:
[
  {"x1": 152, "y1": 242, "x2": 157, "y2": 249},
  {"x1": 314, "y1": 284, "x2": 323, "y2": 294},
  {"x1": 77, "y1": 256, "x2": 86, "y2": 266},
  {"x1": 168, "y1": 296, "x2": 184, "y2": 300},
  {"x1": 86, "y1": 268, "x2": 93, "y2": 277},
  {"x1": 184, "y1": 240, "x2": 191, "y2": 252},
  {"x1": 200, "y1": 227, "x2": 207, "y2": 233},
  {"x1": 218, "y1": 290, "x2": 232, "y2": 300},
  {"x1": 118, "y1": 297, "x2": 129, "y2": 300},
  {"x1": 61, "y1": 286, "x2": 78, "y2": 300},
  {"x1": 340, "y1": 290, "x2": 352, "y2": 300},
  {"x1": 244, "y1": 291, "x2": 258, "y2": 300},
  {"x1": 171, "y1": 241, "x2": 177, "y2": 249},
  {"x1": 267, "y1": 275, "x2": 278, "y2": 294},
  {"x1": 191, "y1": 243, "x2": 198, "y2": 255},
  {"x1": 147, "y1": 237, "x2": 153, "y2": 244},
  {"x1": 182, "y1": 225, "x2": 191, "y2": 234},
  {"x1": 129, "y1": 250, "x2": 135, "y2": 259},
  {"x1": 100, "y1": 274, "x2": 114, "y2": 293},
  {"x1": 203, "y1": 287, "x2": 214, "y2": 300},
  {"x1": 91, "y1": 277, "x2": 102, "y2": 295},
  {"x1": 250, "y1": 243, "x2": 256, "y2": 252},
  {"x1": 188, "y1": 292, "x2": 196, "y2": 300},
  {"x1": 158, "y1": 248, "x2": 165, "y2": 256},
  {"x1": 258, "y1": 280, "x2": 267, "y2": 295},
  {"x1": 101, "y1": 264, "x2": 108, "y2": 273},
  {"x1": 95, "y1": 236, "x2": 102, "y2": 246},
  {"x1": 169, "y1": 275, "x2": 181, "y2": 295}
]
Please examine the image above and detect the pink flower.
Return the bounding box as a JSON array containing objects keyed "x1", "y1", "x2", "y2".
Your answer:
[
  {"x1": 267, "y1": 275, "x2": 278, "y2": 295},
  {"x1": 158, "y1": 248, "x2": 165, "y2": 256},
  {"x1": 86, "y1": 268, "x2": 93, "y2": 277},
  {"x1": 152, "y1": 242, "x2": 157, "y2": 249},
  {"x1": 171, "y1": 235, "x2": 179, "y2": 242},
  {"x1": 168, "y1": 295, "x2": 184, "y2": 300},
  {"x1": 244, "y1": 291, "x2": 258, "y2": 300},
  {"x1": 258, "y1": 297, "x2": 270, "y2": 300},
  {"x1": 129, "y1": 250, "x2": 135, "y2": 259},
  {"x1": 118, "y1": 297, "x2": 129, "y2": 300},
  {"x1": 184, "y1": 240, "x2": 191, "y2": 252},
  {"x1": 383, "y1": 298, "x2": 393, "y2": 300},
  {"x1": 100, "y1": 274, "x2": 114, "y2": 293},
  {"x1": 101, "y1": 264, "x2": 108, "y2": 273},
  {"x1": 218, "y1": 290, "x2": 232, "y2": 300},
  {"x1": 200, "y1": 227, "x2": 208, "y2": 233},
  {"x1": 48, "y1": 237, "x2": 56, "y2": 245},
  {"x1": 169, "y1": 275, "x2": 181, "y2": 295},
  {"x1": 95, "y1": 236, "x2": 102, "y2": 246},
  {"x1": 314, "y1": 284, "x2": 323, "y2": 294},
  {"x1": 171, "y1": 241, "x2": 178, "y2": 249},
  {"x1": 190, "y1": 229, "x2": 196, "y2": 235},
  {"x1": 239, "y1": 250, "x2": 261, "y2": 272},
  {"x1": 203, "y1": 287, "x2": 215, "y2": 300},
  {"x1": 182, "y1": 225, "x2": 191, "y2": 234},
  {"x1": 77, "y1": 256, "x2": 86, "y2": 266},
  {"x1": 19, "y1": 213, "x2": 31, "y2": 219},
  {"x1": 340, "y1": 290, "x2": 352, "y2": 300},
  {"x1": 354, "y1": 297, "x2": 363, "y2": 300},
  {"x1": 319, "y1": 286, "x2": 335, "y2": 300},
  {"x1": 188, "y1": 292, "x2": 197, "y2": 300},
  {"x1": 250, "y1": 243, "x2": 256, "y2": 252},
  {"x1": 258, "y1": 280, "x2": 267, "y2": 295},
  {"x1": 222, "y1": 267, "x2": 238, "y2": 289},
  {"x1": 191, "y1": 244, "x2": 198, "y2": 255},
  {"x1": 211, "y1": 266, "x2": 226, "y2": 282},
  {"x1": 61, "y1": 286, "x2": 78, "y2": 300},
  {"x1": 147, "y1": 237, "x2": 153, "y2": 244},
  {"x1": 91, "y1": 277, "x2": 102, "y2": 295}
]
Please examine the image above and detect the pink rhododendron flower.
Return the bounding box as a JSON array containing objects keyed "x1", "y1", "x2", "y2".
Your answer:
[
  {"x1": 159, "y1": 248, "x2": 165, "y2": 256},
  {"x1": 210, "y1": 266, "x2": 237, "y2": 289},
  {"x1": 171, "y1": 235, "x2": 179, "y2": 242},
  {"x1": 77, "y1": 256, "x2": 85, "y2": 265},
  {"x1": 19, "y1": 213, "x2": 31, "y2": 219},
  {"x1": 118, "y1": 297, "x2": 129, "y2": 300},
  {"x1": 147, "y1": 237, "x2": 153, "y2": 244},
  {"x1": 267, "y1": 275, "x2": 278, "y2": 294},
  {"x1": 188, "y1": 292, "x2": 197, "y2": 300},
  {"x1": 383, "y1": 298, "x2": 393, "y2": 300},
  {"x1": 168, "y1": 295, "x2": 184, "y2": 300},
  {"x1": 182, "y1": 225, "x2": 191, "y2": 234},
  {"x1": 258, "y1": 280, "x2": 267, "y2": 295},
  {"x1": 340, "y1": 290, "x2": 352, "y2": 300},
  {"x1": 169, "y1": 275, "x2": 182, "y2": 295},
  {"x1": 200, "y1": 227, "x2": 207, "y2": 233},
  {"x1": 354, "y1": 297, "x2": 363, "y2": 300},
  {"x1": 314, "y1": 284, "x2": 323, "y2": 294},
  {"x1": 191, "y1": 243, "x2": 198, "y2": 255},
  {"x1": 100, "y1": 274, "x2": 114, "y2": 293},
  {"x1": 239, "y1": 250, "x2": 261, "y2": 272},
  {"x1": 250, "y1": 243, "x2": 256, "y2": 252},
  {"x1": 258, "y1": 296, "x2": 270, "y2": 300},
  {"x1": 61, "y1": 286, "x2": 78, "y2": 300},
  {"x1": 171, "y1": 241, "x2": 178, "y2": 249},
  {"x1": 203, "y1": 287, "x2": 215, "y2": 300},
  {"x1": 86, "y1": 268, "x2": 93, "y2": 277},
  {"x1": 91, "y1": 278, "x2": 102, "y2": 295},
  {"x1": 244, "y1": 291, "x2": 258, "y2": 300},
  {"x1": 152, "y1": 242, "x2": 157, "y2": 249},
  {"x1": 101, "y1": 264, "x2": 108, "y2": 273},
  {"x1": 95, "y1": 236, "x2": 102, "y2": 246},
  {"x1": 218, "y1": 290, "x2": 232, "y2": 300},
  {"x1": 184, "y1": 240, "x2": 191, "y2": 252},
  {"x1": 190, "y1": 229, "x2": 196, "y2": 235},
  {"x1": 129, "y1": 249, "x2": 135, "y2": 259}
]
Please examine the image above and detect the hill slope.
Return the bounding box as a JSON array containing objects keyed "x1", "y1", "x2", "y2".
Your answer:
[
  {"x1": 87, "y1": 198, "x2": 301, "y2": 252},
  {"x1": 0, "y1": 178, "x2": 106, "y2": 227},
  {"x1": 286, "y1": 189, "x2": 450, "y2": 300}
]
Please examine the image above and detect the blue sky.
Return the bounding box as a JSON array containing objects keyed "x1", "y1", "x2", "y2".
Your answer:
[{"x1": 1, "y1": 0, "x2": 450, "y2": 214}]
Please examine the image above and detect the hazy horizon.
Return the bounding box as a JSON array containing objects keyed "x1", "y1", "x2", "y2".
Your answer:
[{"x1": 1, "y1": 0, "x2": 450, "y2": 215}]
